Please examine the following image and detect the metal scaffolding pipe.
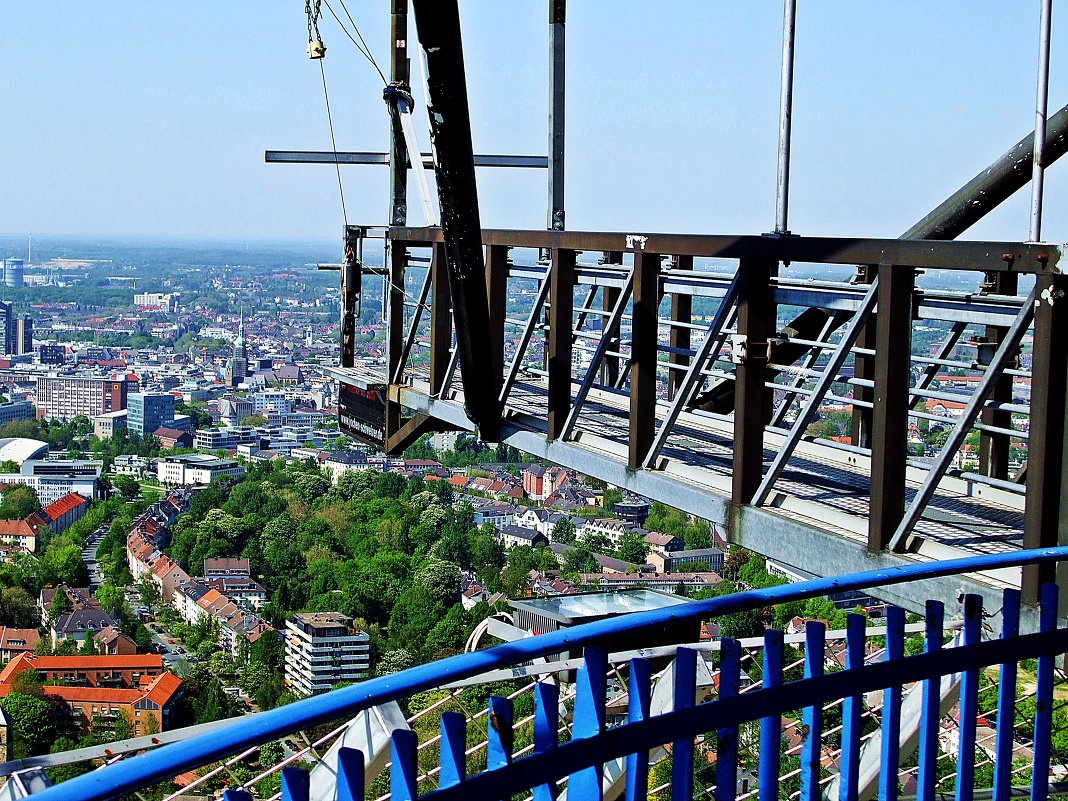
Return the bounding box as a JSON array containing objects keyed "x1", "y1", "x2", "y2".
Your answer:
[
  {"x1": 775, "y1": 0, "x2": 797, "y2": 234},
  {"x1": 1030, "y1": 0, "x2": 1053, "y2": 241}
]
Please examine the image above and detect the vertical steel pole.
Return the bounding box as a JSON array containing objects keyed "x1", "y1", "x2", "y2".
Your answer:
[
  {"x1": 601, "y1": 251, "x2": 623, "y2": 387},
  {"x1": 629, "y1": 251, "x2": 661, "y2": 469},
  {"x1": 486, "y1": 245, "x2": 509, "y2": 389},
  {"x1": 389, "y1": 0, "x2": 409, "y2": 227},
  {"x1": 733, "y1": 258, "x2": 778, "y2": 503},
  {"x1": 979, "y1": 271, "x2": 1019, "y2": 480},
  {"x1": 851, "y1": 265, "x2": 876, "y2": 448},
  {"x1": 1029, "y1": 0, "x2": 1053, "y2": 241},
  {"x1": 774, "y1": 0, "x2": 797, "y2": 234},
  {"x1": 547, "y1": 248, "x2": 575, "y2": 441},
  {"x1": 548, "y1": 0, "x2": 566, "y2": 231},
  {"x1": 869, "y1": 265, "x2": 914, "y2": 551},
  {"x1": 1023, "y1": 273, "x2": 1068, "y2": 603}
]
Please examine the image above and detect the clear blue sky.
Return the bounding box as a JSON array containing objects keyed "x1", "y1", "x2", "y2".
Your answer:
[{"x1": 1, "y1": 2, "x2": 1064, "y2": 244}]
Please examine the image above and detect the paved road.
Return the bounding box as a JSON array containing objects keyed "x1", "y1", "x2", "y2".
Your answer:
[
  {"x1": 144, "y1": 624, "x2": 193, "y2": 677},
  {"x1": 81, "y1": 526, "x2": 108, "y2": 591}
]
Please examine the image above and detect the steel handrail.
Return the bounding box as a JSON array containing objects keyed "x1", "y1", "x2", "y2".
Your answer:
[{"x1": 35, "y1": 544, "x2": 1068, "y2": 801}]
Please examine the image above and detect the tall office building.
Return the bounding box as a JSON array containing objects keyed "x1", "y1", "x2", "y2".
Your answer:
[
  {"x1": 35, "y1": 377, "x2": 128, "y2": 420},
  {"x1": 0, "y1": 302, "x2": 13, "y2": 355},
  {"x1": 15, "y1": 316, "x2": 32, "y2": 355},
  {"x1": 3, "y1": 259, "x2": 24, "y2": 288},
  {"x1": 127, "y1": 392, "x2": 176, "y2": 437}
]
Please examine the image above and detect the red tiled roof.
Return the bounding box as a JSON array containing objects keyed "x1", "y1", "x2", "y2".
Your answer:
[
  {"x1": 145, "y1": 672, "x2": 182, "y2": 707},
  {"x1": 0, "y1": 653, "x2": 164, "y2": 682},
  {"x1": 0, "y1": 627, "x2": 39, "y2": 651},
  {"x1": 154, "y1": 427, "x2": 188, "y2": 439},
  {"x1": 42, "y1": 492, "x2": 88, "y2": 521},
  {"x1": 0, "y1": 518, "x2": 45, "y2": 539}
]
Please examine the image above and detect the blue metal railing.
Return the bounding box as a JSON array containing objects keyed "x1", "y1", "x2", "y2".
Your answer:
[{"x1": 35, "y1": 546, "x2": 1068, "y2": 801}]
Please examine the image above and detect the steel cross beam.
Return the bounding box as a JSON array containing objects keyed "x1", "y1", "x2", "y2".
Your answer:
[
  {"x1": 887, "y1": 286, "x2": 1039, "y2": 552},
  {"x1": 642, "y1": 272, "x2": 742, "y2": 469},
  {"x1": 265, "y1": 151, "x2": 547, "y2": 168},
  {"x1": 751, "y1": 278, "x2": 880, "y2": 506},
  {"x1": 559, "y1": 267, "x2": 635, "y2": 441}
]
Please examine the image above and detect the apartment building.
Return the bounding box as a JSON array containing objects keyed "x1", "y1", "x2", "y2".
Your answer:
[
  {"x1": 36, "y1": 376, "x2": 128, "y2": 420},
  {"x1": 284, "y1": 612, "x2": 370, "y2": 696}
]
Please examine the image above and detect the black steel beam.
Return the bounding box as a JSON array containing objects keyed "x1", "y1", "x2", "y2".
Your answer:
[
  {"x1": 412, "y1": 0, "x2": 502, "y2": 437},
  {"x1": 630, "y1": 251, "x2": 660, "y2": 469},
  {"x1": 266, "y1": 151, "x2": 547, "y2": 168},
  {"x1": 547, "y1": 248, "x2": 575, "y2": 440},
  {"x1": 1022, "y1": 274, "x2": 1068, "y2": 602},
  {"x1": 389, "y1": 229, "x2": 1060, "y2": 274},
  {"x1": 385, "y1": 244, "x2": 406, "y2": 440},
  {"x1": 732, "y1": 258, "x2": 778, "y2": 503},
  {"x1": 868, "y1": 266, "x2": 915, "y2": 551},
  {"x1": 904, "y1": 102, "x2": 1068, "y2": 241},
  {"x1": 340, "y1": 228, "x2": 361, "y2": 368}
]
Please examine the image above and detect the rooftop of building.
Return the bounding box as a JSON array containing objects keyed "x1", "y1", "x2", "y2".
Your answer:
[{"x1": 0, "y1": 437, "x2": 48, "y2": 464}]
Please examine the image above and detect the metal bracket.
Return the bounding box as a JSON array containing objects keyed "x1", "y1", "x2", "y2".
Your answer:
[
  {"x1": 728, "y1": 334, "x2": 747, "y2": 365},
  {"x1": 729, "y1": 335, "x2": 771, "y2": 365}
]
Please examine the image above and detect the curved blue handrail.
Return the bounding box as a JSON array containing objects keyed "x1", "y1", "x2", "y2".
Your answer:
[{"x1": 36, "y1": 545, "x2": 1068, "y2": 801}]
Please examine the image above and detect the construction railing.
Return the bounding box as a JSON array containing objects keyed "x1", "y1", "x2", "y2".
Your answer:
[{"x1": 32, "y1": 545, "x2": 1068, "y2": 801}]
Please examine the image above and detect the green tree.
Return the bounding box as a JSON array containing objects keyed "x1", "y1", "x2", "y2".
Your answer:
[
  {"x1": 716, "y1": 609, "x2": 764, "y2": 640},
  {"x1": 0, "y1": 485, "x2": 40, "y2": 520},
  {"x1": 94, "y1": 583, "x2": 125, "y2": 615},
  {"x1": 563, "y1": 546, "x2": 598, "y2": 576},
  {"x1": 552, "y1": 517, "x2": 577, "y2": 544},
  {"x1": 241, "y1": 413, "x2": 268, "y2": 427},
  {"x1": 48, "y1": 589, "x2": 73, "y2": 623},
  {"x1": 376, "y1": 648, "x2": 415, "y2": 676},
  {"x1": 415, "y1": 558, "x2": 461, "y2": 606},
  {"x1": 0, "y1": 692, "x2": 57, "y2": 756},
  {"x1": 112, "y1": 475, "x2": 141, "y2": 500},
  {"x1": 9, "y1": 669, "x2": 45, "y2": 698},
  {"x1": 258, "y1": 740, "x2": 284, "y2": 767},
  {"x1": 617, "y1": 531, "x2": 649, "y2": 565},
  {"x1": 0, "y1": 586, "x2": 40, "y2": 628}
]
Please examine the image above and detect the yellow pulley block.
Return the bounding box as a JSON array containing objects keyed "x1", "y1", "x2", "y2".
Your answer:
[{"x1": 308, "y1": 40, "x2": 326, "y2": 59}]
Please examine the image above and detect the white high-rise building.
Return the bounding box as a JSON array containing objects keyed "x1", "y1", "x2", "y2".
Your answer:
[{"x1": 284, "y1": 613, "x2": 370, "y2": 696}]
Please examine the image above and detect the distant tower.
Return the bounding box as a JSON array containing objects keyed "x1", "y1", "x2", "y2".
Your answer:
[
  {"x1": 226, "y1": 306, "x2": 249, "y2": 388},
  {"x1": 26, "y1": 234, "x2": 32, "y2": 267},
  {"x1": 305, "y1": 327, "x2": 313, "y2": 347},
  {"x1": 3, "y1": 259, "x2": 24, "y2": 288}
]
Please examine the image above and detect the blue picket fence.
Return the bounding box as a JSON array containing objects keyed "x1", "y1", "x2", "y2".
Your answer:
[{"x1": 34, "y1": 546, "x2": 1068, "y2": 801}]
